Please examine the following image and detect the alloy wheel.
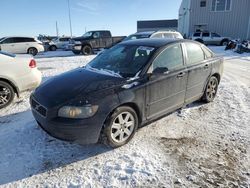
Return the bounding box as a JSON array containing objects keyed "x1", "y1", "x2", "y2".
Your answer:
[
  {"x1": 110, "y1": 112, "x2": 135, "y2": 143},
  {"x1": 0, "y1": 86, "x2": 11, "y2": 107},
  {"x1": 206, "y1": 78, "x2": 218, "y2": 101}
]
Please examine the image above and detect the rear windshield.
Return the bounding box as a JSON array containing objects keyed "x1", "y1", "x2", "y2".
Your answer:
[{"x1": 0, "y1": 51, "x2": 16, "y2": 57}]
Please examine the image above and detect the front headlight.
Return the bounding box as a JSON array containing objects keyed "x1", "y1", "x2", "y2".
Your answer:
[{"x1": 58, "y1": 105, "x2": 98, "y2": 119}]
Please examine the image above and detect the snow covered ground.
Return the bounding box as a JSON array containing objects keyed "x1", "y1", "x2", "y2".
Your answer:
[{"x1": 0, "y1": 47, "x2": 249, "y2": 187}]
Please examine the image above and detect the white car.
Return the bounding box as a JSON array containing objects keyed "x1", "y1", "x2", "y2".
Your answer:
[
  {"x1": 0, "y1": 51, "x2": 42, "y2": 109},
  {"x1": 191, "y1": 32, "x2": 230, "y2": 46},
  {"x1": 49, "y1": 37, "x2": 71, "y2": 51},
  {"x1": 0, "y1": 37, "x2": 44, "y2": 56},
  {"x1": 124, "y1": 31, "x2": 184, "y2": 41}
]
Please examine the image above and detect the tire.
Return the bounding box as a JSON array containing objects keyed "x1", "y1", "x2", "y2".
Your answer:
[
  {"x1": 221, "y1": 39, "x2": 229, "y2": 46},
  {"x1": 50, "y1": 45, "x2": 57, "y2": 51},
  {"x1": 0, "y1": 81, "x2": 15, "y2": 109},
  {"x1": 195, "y1": 39, "x2": 204, "y2": 44},
  {"x1": 28, "y1": 47, "x2": 38, "y2": 56},
  {"x1": 82, "y1": 45, "x2": 93, "y2": 55},
  {"x1": 202, "y1": 76, "x2": 219, "y2": 103},
  {"x1": 103, "y1": 106, "x2": 138, "y2": 148}
]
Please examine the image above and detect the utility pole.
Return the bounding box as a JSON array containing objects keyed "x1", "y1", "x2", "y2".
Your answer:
[
  {"x1": 67, "y1": 0, "x2": 73, "y2": 37},
  {"x1": 56, "y1": 21, "x2": 59, "y2": 37}
]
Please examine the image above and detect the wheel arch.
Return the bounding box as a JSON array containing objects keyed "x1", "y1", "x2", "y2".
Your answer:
[
  {"x1": 211, "y1": 73, "x2": 221, "y2": 84},
  {"x1": 103, "y1": 102, "x2": 142, "y2": 128},
  {"x1": 0, "y1": 77, "x2": 19, "y2": 97}
]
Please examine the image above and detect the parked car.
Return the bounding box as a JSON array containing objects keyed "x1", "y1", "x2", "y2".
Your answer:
[
  {"x1": 68, "y1": 30, "x2": 126, "y2": 55},
  {"x1": 0, "y1": 37, "x2": 44, "y2": 56},
  {"x1": 30, "y1": 39, "x2": 223, "y2": 148},
  {"x1": 49, "y1": 37, "x2": 71, "y2": 51},
  {"x1": 191, "y1": 32, "x2": 230, "y2": 46},
  {"x1": 0, "y1": 51, "x2": 42, "y2": 109},
  {"x1": 124, "y1": 31, "x2": 183, "y2": 41}
]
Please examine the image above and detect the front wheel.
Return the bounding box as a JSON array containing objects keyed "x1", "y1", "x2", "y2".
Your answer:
[
  {"x1": 202, "y1": 76, "x2": 219, "y2": 103},
  {"x1": 103, "y1": 106, "x2": 138, "y2": 148},
  {"x1": 82, "y1": 45, "x2": 93, "y2": 55},
  {"x1": 0, "y1": 81, "x2": 15, "y2": 109}
]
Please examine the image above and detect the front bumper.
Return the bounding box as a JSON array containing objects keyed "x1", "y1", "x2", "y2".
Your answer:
[{"x1": 30, "y1": 97, "x2": 103, "y2": 144}]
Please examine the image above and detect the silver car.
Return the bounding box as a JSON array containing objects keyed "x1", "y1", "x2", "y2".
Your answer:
[{"x1": 191, "y1": 32, "x2": 230, "y2": 46}]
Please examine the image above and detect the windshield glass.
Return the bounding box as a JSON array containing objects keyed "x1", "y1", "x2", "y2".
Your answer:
[
  {"x1": 0, "y1": 37, "x2": 6, "y2": 42},
  {"x1": 0, "y1": 51, "x2": 16, "y2": 57},
  {"x1": 124, "y1": 34, "x2": 150, "y2": 41},
  {"x1": 87, "y1": 44, "x2": 155, "y2": 78},
  {"x1": 82, "y1": 32, "x2": 93, "y2": 37}
]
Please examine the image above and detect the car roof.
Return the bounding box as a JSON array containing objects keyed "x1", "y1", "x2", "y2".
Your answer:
[
  {"x1": 120, "y1": 38, "x2": 185, "y2": 48},
  {"x1": 134, "y1": 31, "x2": 156, "y2": 36},
  {"x1": 2, "y1": 36, "x2": 35, "y2": 39}
]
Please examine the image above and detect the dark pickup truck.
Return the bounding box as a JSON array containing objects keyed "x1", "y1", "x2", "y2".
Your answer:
[{"x1": 69, "y1": 30, "x2": 126, "y2": 55}]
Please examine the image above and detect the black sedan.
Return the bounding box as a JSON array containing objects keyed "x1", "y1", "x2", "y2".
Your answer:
[{"x1": 30, "y1": 39, "x2": 223, "y2": 148}]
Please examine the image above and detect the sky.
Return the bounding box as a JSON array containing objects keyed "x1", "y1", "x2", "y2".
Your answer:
[{"x1": 0, "y1": 0, "x2": 182, "y2": 37}]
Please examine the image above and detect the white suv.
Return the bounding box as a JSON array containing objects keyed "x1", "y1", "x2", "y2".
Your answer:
[
  {"x1": 124, "y1": 31, "x2": 183, "y2": 41},
  {"x1": 0, "y1": 37, "x2": 44, "y2": 56}
]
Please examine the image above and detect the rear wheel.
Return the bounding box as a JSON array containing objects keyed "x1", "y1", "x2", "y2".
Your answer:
[
  {"x1": 202, "y1": 76, "x2": 219, "y2": 103},
  {"x1": 0, "y1": 81, "x2": 15, "y2": 109},
  {"x1": 82, "y1": 45, "x2": 93, "y2": 55},
  {"x1": 103, "y1": 106, "x2": 138, "y2": 148},
  {"x1": 221, "y1": 39, "x2": 229, "y2": 46},
  {"x1": 28, "y1": 47, "x2": 38, "y2": 56}
]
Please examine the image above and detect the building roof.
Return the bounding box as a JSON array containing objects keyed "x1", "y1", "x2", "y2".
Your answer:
[{"x1": 137, "y1": 19, "x2": 178, "y2": 29}]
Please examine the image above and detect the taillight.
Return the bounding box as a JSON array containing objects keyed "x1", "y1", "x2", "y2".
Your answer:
[{"x1": 29, "y1": 59, "x2": 36, "y2": 68}]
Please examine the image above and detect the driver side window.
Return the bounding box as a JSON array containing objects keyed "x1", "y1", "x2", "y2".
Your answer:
[{"x1": 152, "y1": 44, "x2": 184, "y2": 72}]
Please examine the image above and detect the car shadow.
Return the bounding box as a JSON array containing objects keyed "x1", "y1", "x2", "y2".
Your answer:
[{"x1": 0, "y1": 109, "x2": 112, "y2": 185}]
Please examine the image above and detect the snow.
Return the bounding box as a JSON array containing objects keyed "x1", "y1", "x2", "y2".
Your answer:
[{"x1": 0, "y1": 48, "x2": 249, "y2": 187}]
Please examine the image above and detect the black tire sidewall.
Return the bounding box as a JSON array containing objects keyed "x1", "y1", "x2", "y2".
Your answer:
[
  {"x1": 0, "y1": 81, "x2": 15, "y2": 109},
  {"x1": 203, "y1": 76, "x2": 219, "y2": 103},
  {"x1": 104, "y1": 106, "x2": 138, "y2": 148},
  {"x1": 28, "y1": 47, "x2": 38, "y2": 56},
  {"x1": 50, "y1": 45, "x2": 57, "y2": 51},
  {"x1": 82, "y1": 45, "x2": 92, "y2": 55}
]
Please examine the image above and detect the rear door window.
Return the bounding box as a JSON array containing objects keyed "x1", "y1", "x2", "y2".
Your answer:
[
  {"x1": 152, "y1": 43, "x2": 184, "y2": 71},
  {"x1": 202, "y1": 32, "x2": 210, "y2": 37},
  {"x1": 184, "y1": 42, "x2": 205, "y2": 65},
  {"x1": 193, "y1": 33, "x2": 201, "y2": 37}
]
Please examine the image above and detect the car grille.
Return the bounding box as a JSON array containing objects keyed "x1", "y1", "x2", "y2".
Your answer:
[{"x1": 31, "y1": 98, "x2": 47, "y2": 117}]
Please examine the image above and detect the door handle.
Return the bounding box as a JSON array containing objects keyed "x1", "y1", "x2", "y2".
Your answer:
[
  {"x1": 177, "y1": 72, "x2": 185, "y2": 78},
  {"x1": 204, "y1": 64, "x2": 209, "y2": 69}
]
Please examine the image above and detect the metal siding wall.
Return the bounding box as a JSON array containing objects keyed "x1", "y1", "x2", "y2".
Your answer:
[{"x1": 189, "y1": 0, "x2": 250, "y2": 39}]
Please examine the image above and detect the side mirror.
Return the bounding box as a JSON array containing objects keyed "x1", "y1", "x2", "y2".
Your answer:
[{"x1": 152, "y1": 67, "x2": 169, "y2": 74}]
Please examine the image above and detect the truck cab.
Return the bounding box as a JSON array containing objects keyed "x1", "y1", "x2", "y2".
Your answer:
[{"x1": 69, "y1": 30, "x2": 126, "y2": 55}]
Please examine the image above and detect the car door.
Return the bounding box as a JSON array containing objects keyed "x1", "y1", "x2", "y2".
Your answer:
[
  {"x1": 183, "y1": 42, "x2": 212, "y2": 104},
  {"x1": 0, "y1": 38, "x2": 16, "y2": 53},
  {"x1": 100, "y1": 31, "x2": 112, "y2": 48},
  {"x1": 91, "y1": 32, "x2": 101, "y2": 48},
  {"x1": 201, "y1": 32, "x2": 211, "y2": 45},
  {"x1": 211, "y1": 33, "x2": 222, "y2": 45},
  {"x1": 146, "y1": 43, "x2": 188, "y2": 119}
]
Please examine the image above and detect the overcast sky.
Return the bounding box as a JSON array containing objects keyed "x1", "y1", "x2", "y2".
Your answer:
[{"x1": 0, "y1": 0, "x2": 182, "y2": 37}]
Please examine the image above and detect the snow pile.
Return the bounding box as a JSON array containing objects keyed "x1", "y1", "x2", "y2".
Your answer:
[{"x1": 0, "y1": 49, "x2": 249, "y2": 187}]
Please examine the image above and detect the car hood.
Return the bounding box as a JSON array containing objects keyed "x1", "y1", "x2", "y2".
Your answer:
[{"x1": 34, "y1": 68, "x2": 125, "y2": 107}]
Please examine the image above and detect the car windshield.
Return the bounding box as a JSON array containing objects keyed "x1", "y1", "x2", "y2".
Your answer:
[
  {"x1": 0, "y1": 37, "x2": 6, "y2": 42},
  {"x1": 86, "y1": 44, "x2": 156, "y2": 78},
  {"x1": 0, "y1": 51, "x2": 16, "y2": 57},
  {"x1": 124, "y1": 34, "x2": 150, "y2": 41},
  {"x1": 82, "y1": 32, "x2": 93, "y2": 37}
]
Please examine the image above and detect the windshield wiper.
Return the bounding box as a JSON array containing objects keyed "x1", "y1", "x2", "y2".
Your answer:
[{"x1": 100, "y1": 69, "x2": 123, "y2": 78}]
